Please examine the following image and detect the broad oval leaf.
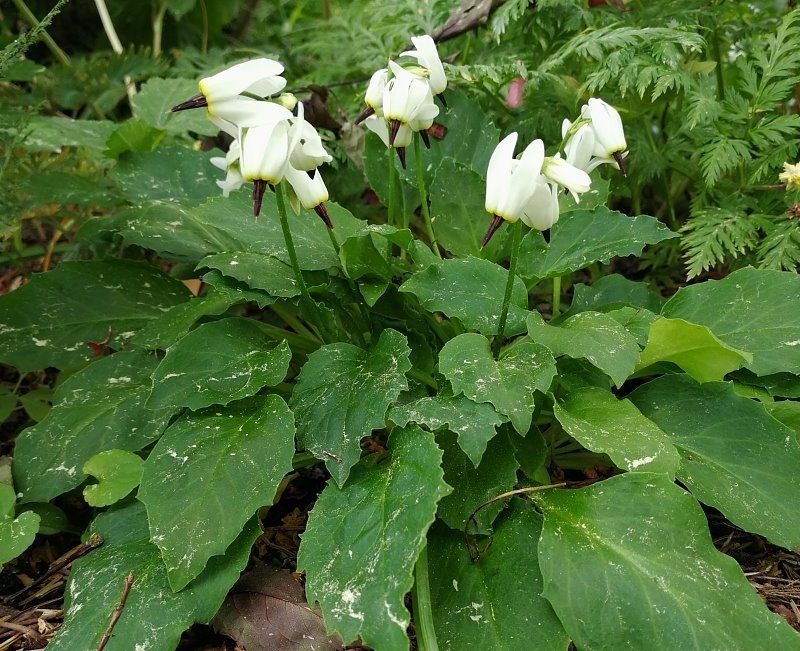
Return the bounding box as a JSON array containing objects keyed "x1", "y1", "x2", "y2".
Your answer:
[
  {"x1": 518, "y1": 206, "x2": 678, "y2": 280},
  {"x1": 49, "y1": 501, "x2": 259, "y2": 650},
  {"x1": 400, "y1": 257, "x2": 529, "y2": 336},
  {"x1": 428, "y1": 500, "x2": 570, "y2": 651},
  {"x1": 138, "y1": 394, "x2": 295, "y2": 591},
  {"x1": 132, "y1": 77, "x2": 219, "y2": 136},
  {"x1": 12, "y1": 350, "x2": 174, "y2": 503},
  {"x1": 561, "y1": 273, "x2": 664, "y2": 319},
  {"x1": 439, "y1": 333, "x2": 557, "y2": 435},
  {"x1": 636, "y1": 317, "x2": 752, "y2": 382},
  {"x1": 147, "y1": 318, "x2": 291, "y2": 411},
  {"x1": 390, "y1": 394, "x2": 503, "y2": 467},
  {"x1": 298, "y1": 425, "x2": 452, "y2": 651},
  {"x1": 197, "y1": 252, "x2": 299, "y2": 298},
  {"x1": 661, "y1": 267, "x2": 800, "y2": 376},
  {"x1": 291, "y1": 329, "x2": 411, "y2": 487},
  {"x1": 0, "y1": 260, "x2": 190, "y2": 371},
  {"x1": 553, "y1": 387, "x2": 679, "y2": 476},
  {"x1": 527, "y1": 311, "x2": 640, "y2": 388},
  {"x1": 0, "y1": 485, "x2": 39, "y2": 565},
  {"x1": 535, "y1": 473, "x2": 799, "y2": 650},
  {"x1": 629, "y1": 375, "x2": 800, "y2": 549}
]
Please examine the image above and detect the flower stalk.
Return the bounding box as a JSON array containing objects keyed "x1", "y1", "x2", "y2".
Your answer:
[
  {"x1": 493, "y1": 219, "x2": 522, "y2": 358},
  {"x1": 414, "y1": 133, "x2": 441, "y2": 258},
  {"x1": 412, "y1": 544, "x2": 440, "y2": 651}
]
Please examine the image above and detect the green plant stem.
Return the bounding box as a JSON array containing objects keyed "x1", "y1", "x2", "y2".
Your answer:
[
  {"x1": 413, "y1": 544, "x2": 439, "y2": 651},
  {"x1": 198, "y1": 0, "x2": 208, "y2": 54},
  {"x1": 292, "y1": 450, "x2": 320, "y2": 469},
  {"x1": 552, "y1": 276, "x2": 561, "y2": 318},
  {"x1": 493, "y1": 220, "x2": 522, "y2": 359},
  {"x1": 414, "y1": 134, "x2": 441, "y2": 258},
  {"x1": 276, "y1": 184, "x2": 324, "y2": 339},
  {"x1": 712, "y1": 29, "x2": 725, "y2": 101},
  {"x1": 152, "y1": 2, "x2": 167, "y2": 57},
  {"x1": 408, "y1": 367, "x2": 438, "y2": 391},
  {"x1": 11, "y1": 0, "x2": 71, "y2": 67},
  {"x1": 93, "y1": 0, "x2": 136, "y2": 103},
  {"x1": 270, "y1": 302, "x2": 319, "y2": 342},
  {"x1": 387, "y1": 146, "x2": 397, "y2": 259}
]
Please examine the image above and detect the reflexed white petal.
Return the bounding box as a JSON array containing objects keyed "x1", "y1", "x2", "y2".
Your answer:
[
  {"x1": 216, "y1": 167, "x2": 245, "y2": 197},
  {"x1": 284, "y1": 166, "x2": 329, "y2": 209},
  {"x1": 383, "y1": 61, "x2": 431, "y2": 124},
  {"x1": 288, "y1": 102, "x2": 332, "y2": 171},
  {"x1": 518, "y1": 138, "x2": 545, "y2": 178},
  {"x1": 586, "y1": 98, "x2": 626, "y2": 158},
  {"x1": 543, "y1": 156, "x2": 591, "y2": 202},
  {"x1": 521, "y1": 177, "x2": 559, "y2": 231},
  {"x1": 407, "y1": 35, "x2": 447, "y2": 95},
  {"x1": 561, "y1": 118, "x2": 572, "y2": 140},
  {"x1": 209, "y1": 115, "x2": 238, "y2": 139},
  {"x1": 365, "y1": 68, "x2": 389, "y2": 110},
  {"x1": 408, "y1": 92, "x2": 439, "y2": 131},
  {"x1": 564, "y1": 124, "x2": 596, "y2": 172},
  {"x1": 485, "y1": 132, "x2": 518, "y2": 215},
  {"x1": 226, "y1": 139, "x2": 241, "y2": 165},
  {"x1": 209, "y1": 156, "x2": 227, "y2": 172},
  {"x1": 364, "y1": 115, "x2": 391, "y2": 147},
  {"x1": 240, "y1": 120, "x2": 291, "y2": 183},
  {"x1": 199, "y1": 58, "x2": 285, "y2": 103},
  {"x1": 210, "y1": 97, "x2": 293, "y2": 129}
]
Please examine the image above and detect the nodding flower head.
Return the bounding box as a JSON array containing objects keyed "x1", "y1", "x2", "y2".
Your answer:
[
  {"x1": 401, "y1": 35, "x2": 447, "y2": 96},
  {"x1": 581, "y1": 98, "x2": 628, "y2": 174}
]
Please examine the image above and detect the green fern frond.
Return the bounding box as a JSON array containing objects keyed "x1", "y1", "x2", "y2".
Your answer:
[
  {"x1": 757, "y1": 217, "x2": 800, "y2": 270},
  {"x1": 698, "y1": 138, "x2": 751, "y2": 187}
]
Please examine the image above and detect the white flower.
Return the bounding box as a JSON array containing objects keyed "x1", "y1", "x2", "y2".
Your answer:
[
  {"x1": 365, "y1": 68, "x2": 389, "y2": 110},
  {"x1": 521, "y1": 176, "x2": 560, "y2": 231},
  {"x1": 210, "y1": 140, "x2": 244, "y2": 197},
  {"x1": 172, "y1": 58, "x2": 288, "y2": 129},
  {"x1": 779, "y1": 161, "x2": 800, "y2": 190},
  {"x1": 240, "y1": 113, "x2": 292, "y2": 185},
  {"x1": 485, "y1": 133, "x2": 545, "y2": 222},
  {"x1": 289, "y1": 102, "x2": 333, "y2": 171},
  {"x1": 581, "y1": 98, "x2": 627, "y2": 160},
  {"x1": 542, "y1": 155, "x2": 591, "y2": 202},
  {"x1": 562, "y1": 119, "x2": 595, "y2": 172},
  {"x1": 408, "y1": 88, "x2": 439, "y2": 133},
  {"x1": 285, "y1": 166, "x2": 329, "y2": 209},
  {"x1": 383, "y1": 61, "x2": 434, "y2": 130},
  {"x1": 363, "y1": 114, "x2": 412, "y2": 148},
  {"x1": 401, "y1": 35, "x2": 447, "y2": 95}
]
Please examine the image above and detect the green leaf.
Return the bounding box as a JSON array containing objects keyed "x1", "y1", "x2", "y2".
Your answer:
[
  {"x1": 535, "y1": 473, "x2": 799, "y2": 649},
  {"x1": 0, "y1": 484, "x2": 40, "y2": 565},
  {"x1": 104, "y1": 118, "x2": 166, "y2": 159},
  {"x1": 604, "y1": 306, "x2": 659, "y2": 347},
  {"x1": 17, "y1": 171, "x2": 122, "y2": 209},
  {"x1": 629, "y1": 375, "x2": 800, "y2": 549},
  {"x1": 198, "y1": 252, "x2": 299, "y2": 298},
  {"x1": 82, "y1": 449, "x2": 143, "y2": 507},
  {"x1": 0, "y1": 259, "x2": 190, "y2": 371},
  {"x1": 439, "y1": 333, "x2": 556, "y2": 435},
  {"x1": 527, "y1": 311, "x2": 640, "y2": 388},
  {"x1": 132, "y1": 77, "x2": 218, "y2": 136},
  {"x1": 147, "y1": 319, "x2": 291, "y2": 411},
  {"x1": 338, "y1": 232, "x2": 393, "y2": 282},
  {"x1": 518, "y1": 207, "x2": 678, "y2": 280},
  {"x1": 49, "y1": 501, "x2": 259, "y2": 650},
  {"x1": 110, "y1": 146, "x2": 218, "y2": 207},
  {"x1": 428, "y1": 500, "x2": 570, "y2": 651},
  {"x1": 298, "y1": 425, "x2": 452, "y2": 651},
  {"x1": 436, "y1": 430, "x2": 519, "y2": 535},
  {"x1": 390, "y1": 394, "x2": 503, "y2": 467},
  {"x1": 400, "y1": 257, "x2": 529, "y2": 336},
  {"x1": 553, "y1": 387, "x2": 680, "y2": 476},
  {"x1": 561, "y1": 273, "x2": 664, "y2": 318},
  {"x1": 765, "y1": 401, "x2": 800, "y2": 440},
  {"x1": 22, "y1": 116, "x2": 115, "y2": 152},
  {"x1": 661, "y1": 267, "x2": 800, "y2": 376},
  {"x1": 291, "y1": 329, "x2": 411, "y2": 487},
  {"x1": 429, "y1": 158, "x2": 509, "y2": 260},
  {"x1": 130, "y1": 291, "x2": 240, "y2": 350},
  {"x1": 0, "y1": 387, "x2": 15, "y2": 423},
  {"x1": 202, "y1": 270, "x2": 275, "y2": 309},
  {"x1": 17, "y1": 503, "x2": 70, "y2": 536},
  {"x1": 139, "y1": 394, "x2": 294, "y2": 591},
  {"x1": 12, "y1": 350, "x2": 174, "y2": 503},
  {"x1": 637, "y1": 317, "x2": 752, "y2": 382}
]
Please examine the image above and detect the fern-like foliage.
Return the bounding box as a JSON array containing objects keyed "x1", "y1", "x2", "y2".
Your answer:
[
  {"x1": 757, "y1": 217, "x2": 800, "y2": 271},
  {"x1": 0, "y1": 0, "x2": 71, "y2": 75}
]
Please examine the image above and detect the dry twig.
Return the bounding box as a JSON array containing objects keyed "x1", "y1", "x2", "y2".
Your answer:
[{"x1": 96, "y1": 572, "x2": 134, "y2": 651}]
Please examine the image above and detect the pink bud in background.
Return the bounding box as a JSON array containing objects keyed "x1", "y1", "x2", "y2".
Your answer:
[{"x1": 507, "y1": 77, "x2": 525, "y2": 109}]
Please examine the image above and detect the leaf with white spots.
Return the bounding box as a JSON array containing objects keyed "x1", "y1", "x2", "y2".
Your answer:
[
  {"x1": 560, "y1": 273, "x2": 665, "y2": 318},
  {"x1": 138, "y1": 394, "x2": 295, "y2": 591},
  {"x1": 534, "y1": 473, "x2": 800, "y2": 649},
  {"x1": 390, "y1": 394, "x2": 503, "y2": 467},
  {"x1": 12, "y1": 350, "x2": 174, "y2": 503},
  {"x1": 629, "y1": 375, "x2": 800, "y2": 548},
  {"x1": 198, "y1": 252, "x2": 300, "y2": 298},
  {"x1": 298, "y1": 425, "x2": 452, "y2": 651},
  {"x1": 527, "y1": 311, "x2": 639, "y2": 388},
  {"x1": 49, "y1": 500, "x2": 259, "y2": 650},
  {"x1": 291, "y1": 329, "x2": 411, "y2": 487},
  {"x1": 661, "y1": 267, "x2": 800, "y2": 376},
  {"x1": 147, "y1": 318, "x2": 291, "y2": 411},
  {"x1": 428, "y1": 500, "x2": 570, "y2": 651},
  {"x1": 439, "y1": 333, "x2": 556, "y2": 435},
  {"x1": 553, "y1": 387, "x2": 680, "y2": 476},
  {"x1": 517, "y1": 206, "x2": 678, "y2": 281},
  {"x1": 0, "y1": 260, "x2": 190, "y2": 371},
  {"x1": 82, "y1": 449, "x2": 144, "y2": 508},
  {"x1": 400, "y1": 257, "x2": 529, "y2": 336},
  {"x1": 0, "y1": 484, "x2": 40, "y2": 565}
]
